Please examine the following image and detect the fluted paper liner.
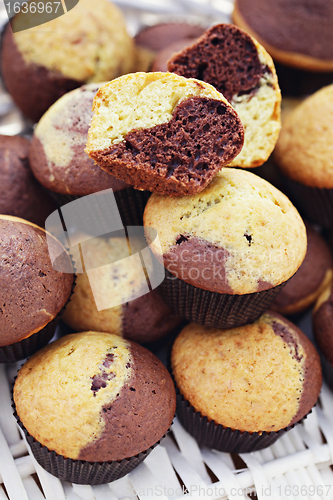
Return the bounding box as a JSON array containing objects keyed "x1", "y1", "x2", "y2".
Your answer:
[
  {"x1": 46, "y1": 187, "x2": 151, "y2": 227},
  {"x1": 160, "y1": 269, "x2": 287, "y2": 329},
  {"x1": 175, "y1": 384, "x2": 312, "y2": 454},
  {"x1": 13, "y1": 404, "x2": 171, "y2": 485},
  {"x1": 282, "y1": 176, "x2": 333, "y2": 229}
]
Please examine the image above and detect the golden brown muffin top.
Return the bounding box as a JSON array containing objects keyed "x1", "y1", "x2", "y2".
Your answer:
[
  {"x1": 172, "y1": 313, "x2": 322, "y2": 433},
  {"x1": 144, "y1": 168, "x2": 306, "y2": 294},
  {"x1": 12, "y1": 0, "x2": 134, "y2": 82},
  {"x1": 14, "y1": 331, "x2": 176, "y2": 461},
  {"x1": 274, "y1": 85, "x2": 333, "y2": 188}
]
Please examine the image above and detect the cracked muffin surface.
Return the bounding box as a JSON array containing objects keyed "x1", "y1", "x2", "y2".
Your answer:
[
  {"x1": 144, "y1": 168, "x2": 306, "y2": 295},
  {"x1": 172, "y1": 312, "x2": 322, "y2": 433}
]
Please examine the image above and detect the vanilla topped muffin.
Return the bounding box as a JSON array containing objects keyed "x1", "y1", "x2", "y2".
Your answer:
[
  {"x1": 86, "y1": 72, "x2": 244, "y2": 196},
  {"x1": 1, "y1": 0, "x2": 134, "y2": 122},
  {"x1": 144, "y1": 168, "x2": 306, "y2": 295},
  {"x1": 274, "y1": 85, "x2": 333, "y2": 189},
  {"x1": 172, "y1": 312, "x2": 321, "y2": 443},
  {"x1": 62, "y1": 236, "x2": 183, "y2": 343},
  {"x1": 168, "y1": 23, "x2": 281, "y2": 168},
  {"x1": 233, "y1": 0, "x2": 333, "y2": 72},
  {"x1": 14, "y1": 331, "x2": 176, "y2": 481}
]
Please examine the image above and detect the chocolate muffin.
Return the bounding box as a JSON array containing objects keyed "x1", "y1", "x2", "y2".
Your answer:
[
  {"x1": 144, "y1": 167, "x2": 307, "y2": 328},
  {"x1": 271, "y1": 224, "x2": 333, "y2": 315},
  {"x1": 313, "y1": 283, "x2": 333, "y2": 389},
  {"x1": 0, "y1": 215, "x2": 74, "y2": 361},
  {"x1": 62, "y1": 236, "x2": 183, "y2": 343},
  {"x1": 1, "y1": 0, "x2": 134, "y2": 122},
  {"x1": 134, "y1": 22, "x2": 206, "y2": 72},
  {"x1": 86, "y1": 72, "x2": 244, "y2": 196},
  {"x1": 167, "y1": 23, "x2": 281, "y2": 168},
  {"x1": 0, "y1": 135, "x2": 55, "y2": 227},
  {"x1": 273, "y1": 85, "x2": 333, "y2": 228},
  {"x1": 172, "y1": 312, "x2": 322, "y2": 452},
  {"x1": 233, "y1": 0, "x2": 333, "y2": 72},
  {"x1": 13, "y1": 331, "x2": 176, "y2": 484}
]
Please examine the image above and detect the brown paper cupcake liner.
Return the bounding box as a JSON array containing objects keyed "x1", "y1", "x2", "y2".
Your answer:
[
  {"x1": 175, "y1": 386, "x2": 312, "y2": 454},
  {"x1": 160, "y1": 269, "x2": 286, "y2": 329},
  {"x1": 0, "y1": 256, "x2": 76, "y2": 363},
  {"x1": 282, "y1": 176, "x2": 333, "y2": 229},
  {"x1": 45, "y1": 187, "x2": 151, "y2": 227},
  {"x1": 13, "y1": 403, "x2": 172, "y2": 485}
]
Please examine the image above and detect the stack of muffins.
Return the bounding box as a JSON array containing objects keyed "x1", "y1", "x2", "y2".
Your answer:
[{"x1": 0, "y1": 0, "x2": 331, "y2": 486}]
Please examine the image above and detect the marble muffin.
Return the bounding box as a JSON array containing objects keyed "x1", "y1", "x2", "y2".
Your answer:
[
  {"x1": 233, "y1": 0, "x2": 333, "y2": 72},
  {"x1": 273, "y1": 85, "x2": 333, "y2": 228},
  {"x1": 313, "y1": 283, "x2": 333, "y2": 386},
  {"x1": 86, "y1": 72, "x2": 244, "y2": 196},
  {"x1": 167, "y1": 23, "x2": 281, "y2": 169},
  {"x1": 144, "y1": 168, "x2": 307, "y2": 327},
  {"x1": 0, "y1": 135, "x2": 55, "y2": 227},
  {"x1": 29, "y1": 84, "x2": 129, "y2": 197},
  {"x1": 1, "y1": 0, "x2": 134, "y2": 122},
  {"x1": 13, "y1": 331, "x2": 176, "y2": 482},
  {"x1": 0, "y1": 216, "x2": 74, "y2": 360},
  {"x1": 171, "y1": 312, "x2": 322, "y2": 452},
  {"x1": 62, "y1": 236, "x2": 183, "y2": 343},
  {"x1": 271, "y1": 224, "x2": 333, "y2": 315}
]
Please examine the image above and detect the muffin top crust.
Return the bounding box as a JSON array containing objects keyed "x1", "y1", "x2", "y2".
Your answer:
[
  {"x1": 0, "y1": 215, "x2": 73, "y2": 345},
  {"x1": 172, "y1": 312, "x2": 322, "y2": 433},
  {"x1": 274, "y1": 85, "x2": 333, "y2": 188},
  {"x1": 144, "y1": 168, "x2": 306, "y2": 294},
  {"x1": 11, "y1": 0, "x2": 134, "y2": 83}
]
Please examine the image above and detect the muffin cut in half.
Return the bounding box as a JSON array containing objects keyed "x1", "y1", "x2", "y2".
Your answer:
[
  {"x1": 13, "y1": 331, "x2": 176, "y2": 484},
  {"x1": 172, "y1": 312, "x2": 322, "y2": 452},
  {"x1": 167, "y1": 23, "x2": 281, "y2": 168},
  {"x1": 86, "y1": 72, "x2": 244, "y2": 196}
]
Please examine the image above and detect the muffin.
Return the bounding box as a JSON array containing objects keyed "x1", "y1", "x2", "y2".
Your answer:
[
  {"x1": 86, "y1": 72, "x2": 244, "y2": 196},
  {"x1": 273, "y1": 85, "x2": 333, "y2": 228},
  {"x1": 167, "y1": 23, "x2": 281, "y2": 168},
  {"x1": 313, "y1": 283, "x2": 333, "y2": 389},
  {"x1": 233, "y1": 0, "x2": 333, "y2": 72},
  {"x1": 62, "y1": 236, "x2": 183, "y2": 343},
  {"x1": 271, "y1": 224, "x2": 333, "y2": 315},
  {"x1": 1, "y1": 0, "x2": 134, "y2": 122},
  {"x1": 0, "y1": 215, "x2": 74, "y2": 362},
  {"x1": 134, "y1": 22, "x2": 206, "y2": 72},
  {"x1": 144, "y1": 168, "x2": 307, "y2": 328},
  {"x1": 13, "y1": 331, "x2": 176, "y2": 484},
  {"x1": 0, "y1": 135, "x2": 55, "y2": 227},
  {"x1": 29, "y1": 83, "x2": 150, "y2": 225},
  {"x1": 172, "y1": 312, "x2": 322, "y2": 453}
]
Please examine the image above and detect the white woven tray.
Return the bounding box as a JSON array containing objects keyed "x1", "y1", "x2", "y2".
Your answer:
[{"x1": 1, "y1": 0, "x2": 333, "y2": 498}]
